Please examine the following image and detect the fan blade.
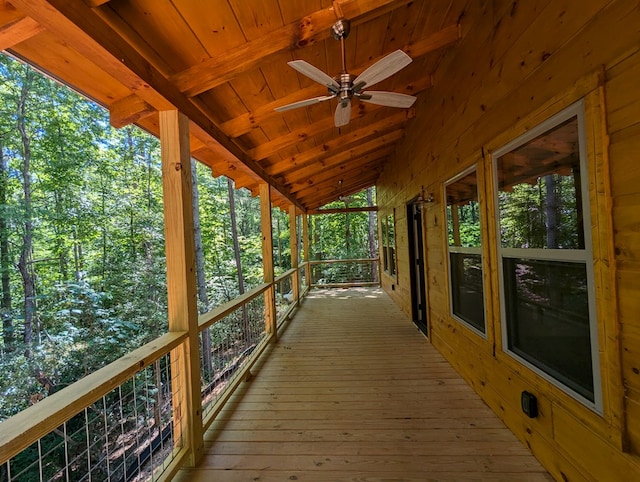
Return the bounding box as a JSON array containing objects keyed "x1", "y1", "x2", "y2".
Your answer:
[
  {"x1": 359, "y1": 91, "x2": 417, "y2": 108},
  {"x1": 288, "y1": 60, "x2": 339, "y2": 90},
  {"x1": 353, "y1": 50, "x2": 412, "y2": 89},
  {"x1": 274, "y1": 95, "x2": 336, "y2": 112},
  {"x1": 334, "y1": 100, "x2": 351, "y2": 127}
]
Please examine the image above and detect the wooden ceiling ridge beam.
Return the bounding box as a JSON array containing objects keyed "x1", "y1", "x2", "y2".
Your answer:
[
  {"x1": 171, "y1": 0, "x2": 412, "y2": 98},
  {"x1": 218, "y1": 21, "x2": 458, "y2": 139},
  {"x1": 0, "y1": 14, "x2": 45, "y2": 51},
  {"x1": 284, "y1": 143, "x2": 396, "y2": 188},
  {"x1": 267, "y1": 109, "x2": 413, "y2": 177},
  {"x1": 15, "y1": 0, "x2": 302, "y2": 209}
]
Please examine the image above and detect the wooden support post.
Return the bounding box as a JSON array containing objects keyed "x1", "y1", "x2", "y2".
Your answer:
[
  {"x1": 260, "y1": 183, "x2": 277, "y2": 339},
  {"x1": 302, "y1": 214, "x2": 311, "y2": 288},
  {"x1": 159, "y1": 110, "x2": 203, "y2": 467},
  {"x1": 289, "y1": 206, "x2": 299, "y2": 305}
]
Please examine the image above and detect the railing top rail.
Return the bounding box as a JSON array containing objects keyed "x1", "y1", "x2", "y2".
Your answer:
[
  {"x1": 309, "y1": 258, "x2": 379, "y2": 265},
  {"x1": 274, "y1": 267, "x2": 296, "y2": 284},
  {"x1": 0, "y1": 331, "x2": 188, "y2": 464},
  {"x1": 198, "y1": 282, "x2": 270, "y2": 331}
]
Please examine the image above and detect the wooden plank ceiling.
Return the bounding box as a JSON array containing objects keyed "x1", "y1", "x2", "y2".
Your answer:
[{"x1": 0, "y1": 0, "x2": 466, "y2": 211}]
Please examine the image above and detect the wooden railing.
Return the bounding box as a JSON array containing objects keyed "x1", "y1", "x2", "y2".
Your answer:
[
  {"x1": 0, "y1": 269, "x2": 308, "y2": 482},
  {"x1": 0, "y1": 332, "x2": 189, "y2": 481},
  {"x1": 309, "y1": 258, "x2": 380, "y2": 288}
]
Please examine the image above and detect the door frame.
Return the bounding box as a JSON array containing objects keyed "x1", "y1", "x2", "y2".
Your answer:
[{"x1": 407, "y1": 200, "x2": 428, "y2": 336}]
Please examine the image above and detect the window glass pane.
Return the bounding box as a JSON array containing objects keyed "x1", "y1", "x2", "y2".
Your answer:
[
  {"x1": 497, "y1": 117, "x2": 585, "y2": 250},
  {"x1": 450, "y1": 252, "x2": 485, "y2": 333},
  {"x1": 503, "y1": 257, "x2": 594, "y2": 401},
  {"x1": 446, "y1": 169, "x2": 485, "y2": 333},
  {"x1": 447, "y1": 170, "x2": 481, "y2": 248}
]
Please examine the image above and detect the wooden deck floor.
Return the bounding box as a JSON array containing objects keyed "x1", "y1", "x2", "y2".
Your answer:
[{"x1": 176, "y1": 287, "x2": 553, "y2": 481}]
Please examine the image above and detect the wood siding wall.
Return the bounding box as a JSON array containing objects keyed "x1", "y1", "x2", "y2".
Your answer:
[{"x1": 376, "y1": 0, "x2": 640, "y2": 479}]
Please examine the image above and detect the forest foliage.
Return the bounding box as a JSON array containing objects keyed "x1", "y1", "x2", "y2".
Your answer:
[{"x1": 0, "y1": 54, "x2": 377, "y2": 422}]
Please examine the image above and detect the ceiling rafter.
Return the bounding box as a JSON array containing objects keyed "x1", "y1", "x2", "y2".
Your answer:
[
  {"x1": 0, "y1": 15, "x2": 44, "y2": 50},
  {"x1": 287, "y1": 148, "x2": 394, "y2": 193},
  {"x1": 289, "y1": 156, "x2": 386, "y2": 197},
  {"x1": 282, "y1": 142, "x2": 398, "y2": 186},
  {"x1": 266, "y1": 109, "x2": 413, "y2": 177},
  {"x1": 299, "y1": 173, "x2": 380, "y2": 209}
]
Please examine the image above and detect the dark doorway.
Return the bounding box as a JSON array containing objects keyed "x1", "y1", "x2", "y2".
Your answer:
[{"x1": 407, "y1": 201, "x2": 428, "y2": 335}]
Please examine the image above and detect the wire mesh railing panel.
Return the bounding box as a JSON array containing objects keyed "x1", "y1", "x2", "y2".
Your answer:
[
  {"x1": 1, "y1": 352, "x2": 182, "y2": 482},
  {"x1": 275, "y1": 273, "x2": 294, "y2": 323},
  {"x1": 299, "y1": 265, "x2": 307, "y2": 293},
  {"x1": 199, "y1": 293, "x2": 267, "y2": 418},
  {"x1": 310, "y1": 259, "x2": 378, "y2": 286}
]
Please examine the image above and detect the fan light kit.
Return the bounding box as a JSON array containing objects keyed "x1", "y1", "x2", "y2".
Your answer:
[{"x1": 274, "y1": 17, "x2": 417, "y2": 127}]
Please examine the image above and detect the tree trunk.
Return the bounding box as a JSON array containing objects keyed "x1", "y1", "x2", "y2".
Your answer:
[
  {"x1": 227, "y1": 178, "x2": 250, "y2": 339},
  {"x1": 545, "y1": 175, "x2": 558, "y2": 249},
  {"x1": 191, "y1": 160, "x2": 213, "y2": 379},
  {"x1": 367, "y1": 187, "x2": 378, "y2": 282},
  {"x1": 0, "y1": 135, "x2": 14, "y2": 350},
  {"x1": 16, "y1": 67, "x2": 36, "y2": 352}
]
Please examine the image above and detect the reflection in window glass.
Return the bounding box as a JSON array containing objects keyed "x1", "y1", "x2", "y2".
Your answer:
[
  {"x1": 503, "y1": 258, "x2": 593, "y2": 400},
  {"x1": 450, "y1": 253, "x2": 485, "y2": 332},
  {"x1": 381, "y1": 213, "x2": 396, "y2": 276},
  {"x1": 497, "y1": 118, "x2": 585, "y2": 250},
  {"x1": 446, "y1": 168, "x2": 485, "y2": 334},
  {"x1": 495, "y1": 105, "x2": 599, "y2": 407}
]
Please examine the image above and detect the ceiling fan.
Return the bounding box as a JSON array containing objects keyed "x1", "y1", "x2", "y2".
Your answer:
[{"x1": 274, "y1": 17, "x2": 417, "y2": 127}]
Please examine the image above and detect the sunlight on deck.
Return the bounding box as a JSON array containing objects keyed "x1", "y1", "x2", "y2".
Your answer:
[{"x1": 176, "y1": 287, "x2": 552, "y2": 481}]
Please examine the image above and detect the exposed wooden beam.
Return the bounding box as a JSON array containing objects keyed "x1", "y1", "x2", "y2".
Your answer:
[
  {"x1": 7, "y1": 0, "x2": 173, "y2": 111},
  {"x1": 171, "y1": 0, "x2": 412, "y2": 98},
  {"x1": 404, "y1": 22, "x2": 460, "y2": 60},
  {"x1": 0, "y1": 15, "x2": 45, "y2": 50},
  {"x1": 109, "y1": 94, "x2": 155, "y2": 128},
  {"x1": 292, "y1": 159, "x2": 384, "y2": 200},
  {"x1": 286, "y1": 146, "x2": 394, "y2": 191},
  {"x1": 308, "y1": 206, "x2": 379, "y2": 215},
  {"x1": 221, "y1": 65, "x2": 433, "y2": 139},
  {"x1": 11, "y1": 0, "x2": 302, "y2": 210},
  {"x1": 83, "y1": 0, "x2": 112, "y2": 7},
  {"x1": 249, "y1": 84, "x2": 424, "y2": 161},
  {"x1": 266, "y1": 109, "x2": 413, "y2": 177},
  {"x1": 300, "y1": 173, "x2": 380, "y2": 209},
  {"x1": 288, "y1": 154, "x2": 387, "y2": 195}
]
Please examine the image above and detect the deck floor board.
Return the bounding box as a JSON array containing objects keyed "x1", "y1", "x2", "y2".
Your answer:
[{"x1": 176, "y1": 287, "x2": 552, "y2": 481}]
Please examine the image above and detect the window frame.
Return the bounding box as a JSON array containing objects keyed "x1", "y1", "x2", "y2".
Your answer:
[
  {"x1": 492, "y1": 100, "x2": 603, "y2": 412},
  {"x1": 381, "y1": 212, "x2": 397, "y2": 278},
  {"x1": 444, "y1": 164, "x2": 487, "y2": 337}
]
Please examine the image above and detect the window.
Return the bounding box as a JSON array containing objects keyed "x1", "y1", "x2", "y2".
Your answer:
[
  {"x1": 381, "y1": 213, "x2": 396, "y2": 277},
  {"x1": 445, "y1": 167, "x2": 485, "y2": 334},
  {"x1": 493, "y1": 101, "x2": 601, "y2": 409}
]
